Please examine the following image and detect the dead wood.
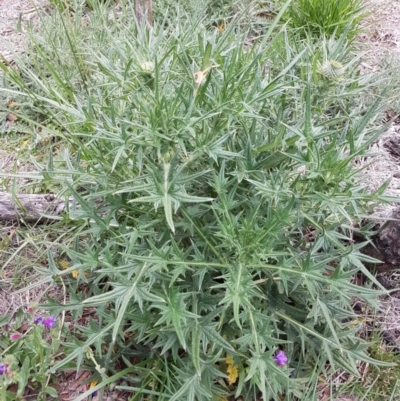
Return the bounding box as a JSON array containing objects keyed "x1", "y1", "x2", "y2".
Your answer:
[{"x1": 0, "y1": 192, "x2": 69, "y2": 222}]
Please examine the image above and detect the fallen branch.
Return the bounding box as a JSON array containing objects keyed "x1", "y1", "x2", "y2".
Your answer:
[{"x1": 0, "y1": 192, "x2": 69, "y2": 222}]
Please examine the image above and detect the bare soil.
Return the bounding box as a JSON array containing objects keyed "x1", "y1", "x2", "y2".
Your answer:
[
  {"x1": 359, "y1": 0, "x2": 400, "y2": 214},
  {"x1": 0, "y1": 0, "x2": 48, "y2": 63}
]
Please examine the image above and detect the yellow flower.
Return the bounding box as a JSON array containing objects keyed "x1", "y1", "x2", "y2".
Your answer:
[
  {"x1": 90, "y1": 380, "x2": 98, "y2": 389},
  {"x1": 59, "y1": 260, "x2": 88, "y2": 279},
  {"x1": 59, "y1": 260, "x2": 69, "y2": 270},
  {"x1": 226, "y1": 356, "x2": 238, "y2": 385}
]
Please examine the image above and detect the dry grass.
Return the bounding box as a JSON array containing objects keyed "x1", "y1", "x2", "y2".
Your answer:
[{"x1": 0, "y1": 223, "x2": 67, "y2": 321}]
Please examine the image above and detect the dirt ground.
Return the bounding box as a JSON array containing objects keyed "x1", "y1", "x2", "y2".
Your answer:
[
  {"x1": 359, "y1": 0, "x2": 400, "y2": 215},
  {"x1": 2, "y1": 1, "x2": 400, "y2": 400},
  {"x1": 0, "y1": 0, "x2": 48, "y2": 63}
]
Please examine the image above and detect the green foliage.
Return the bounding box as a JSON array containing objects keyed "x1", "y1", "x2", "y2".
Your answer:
[
  {"x1": 0, "y1": 311, "x2": 60, "y2": 401},
  {"x1": 48, "y1": 0, "x2": 114, "y2": 12},
  {"x1": 0, "y1": 0, "x2": 394, "y2": 399},
  {"x1": 360, "y1": 341, "x2": 400, "y2": 400},
  {"x1": 281, "y1": 0, "x2": 369, "y2": 39},
  {"x1": 321, "y1": 333, "x2": 400, "y2": 401}
]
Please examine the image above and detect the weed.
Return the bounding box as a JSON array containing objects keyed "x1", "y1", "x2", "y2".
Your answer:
[
  {"x1": 0, "y1": 0, "x2": 396, "y2": 399},
  {"x1": 281, "y1": 0, "x2": 369, "y2": 40},
  {"x1": 0, "y1": 308, "x2": 61, "y2": 401}
]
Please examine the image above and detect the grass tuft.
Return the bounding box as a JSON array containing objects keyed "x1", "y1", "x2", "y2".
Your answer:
[{"x1": 281, "y1": 0, "x2": 370, "y2": 39}]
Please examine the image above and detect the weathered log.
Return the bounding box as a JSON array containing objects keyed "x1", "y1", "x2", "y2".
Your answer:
[{"x1": 0, "y1": 192, "x2": 69, "y2": 222}]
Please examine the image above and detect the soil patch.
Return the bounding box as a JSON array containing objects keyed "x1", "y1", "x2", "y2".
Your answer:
[{"x1": 0, "y1": 0, "x2": 49, "y2": 63}]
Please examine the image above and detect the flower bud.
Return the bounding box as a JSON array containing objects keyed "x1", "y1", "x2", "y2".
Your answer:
[
  {"x1": 10, "y1": 333, "x2": 21, "y2": 340},
  {"x1": 274, "y1": 350, "x2": 288, "y2": 366}
]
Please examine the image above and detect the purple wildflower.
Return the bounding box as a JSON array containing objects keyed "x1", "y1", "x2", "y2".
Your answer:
[
  {"x1": 274, "y1": 350, "x2": 288, "y2": 366},
  {"x1": 0, "y1": 363, "x2": 5, "y2": 375},
  {"x1": 10, "y1": 333, "x2": 21, "y2": 340},
  {"x1": 34, "y1": 317, "x2": 43, "y2": 324},
  {"x1": 42, "y1": 316, "x2": 56, "y2": 328}
]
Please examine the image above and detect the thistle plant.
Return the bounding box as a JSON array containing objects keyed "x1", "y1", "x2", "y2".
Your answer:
[{"x1": 0, "y1": 0, "x2": 394, "y2": 399}]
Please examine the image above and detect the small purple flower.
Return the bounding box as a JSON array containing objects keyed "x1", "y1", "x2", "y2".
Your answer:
[
  {"x1": 274, "y1": 350, "x2": 288, "y2": 366},
  {"x1": 10, "y1": 333, "x2": 21, "y2": 340},
  {"x1": 42, "y1": 316, "x2": 56, "y2": 328},
  {"x1": 0, "y1": 363, "x2": 5, "y2": 375},
  {"x1": 34, "y1": 317, "x2": 43, "y2": 324}
]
